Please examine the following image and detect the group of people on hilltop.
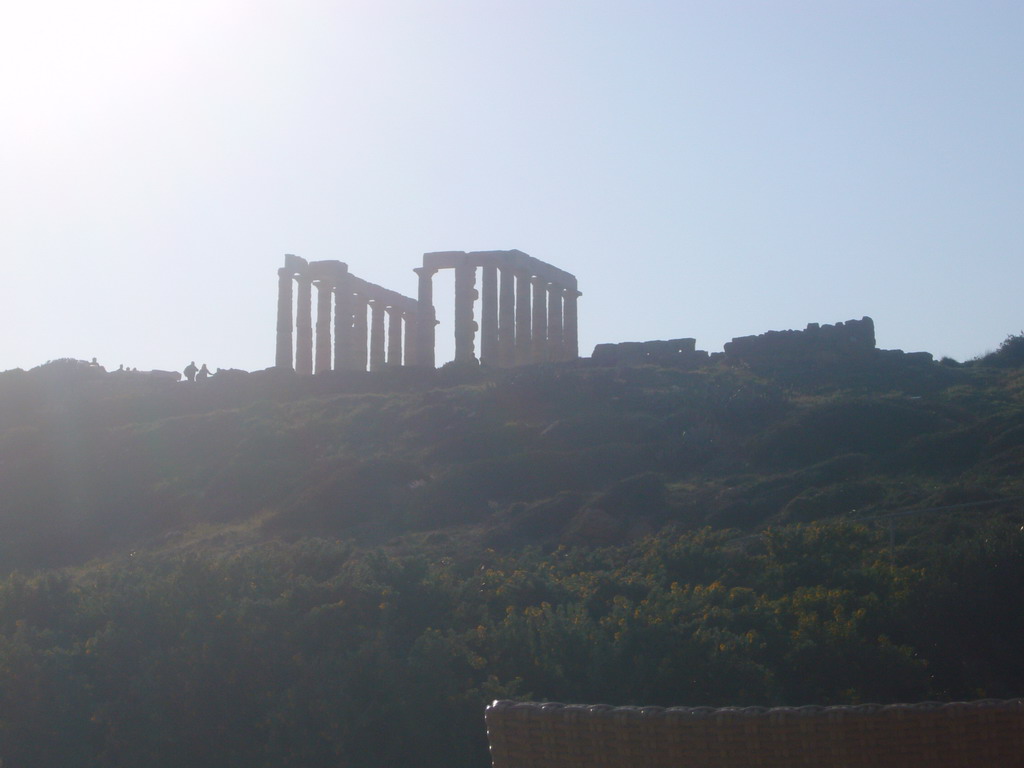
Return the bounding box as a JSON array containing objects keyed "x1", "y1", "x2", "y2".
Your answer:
[
  {"x1": 78, "y1": 359, "x2": 218, "y2": 382},
  {"x1": 183, "y1": 361, "x2": 212, "y2": 383}
]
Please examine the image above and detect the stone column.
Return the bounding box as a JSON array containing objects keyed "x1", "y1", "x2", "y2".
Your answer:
[
  {"x1": 403, "y1": 311, "x2": 418, "y2": 367},
  {"x1": 353, "y1": 294, "x2": 369, "y2": 371},
  {"x1": 369, "y1": 299, "x2": 386, "y2": 372},
  {"x1": 275, "y1": 268, "x2": 294, "y2": 369},
  {"x1": 547, "y1": 284, "x2": 564, "y2": 361},
  {"x1": 498, "y1": 265, "x2": 516, "y2": 367},
  {"x1": 480, "y1": 264, "x2": 498, "y2": 366},
  {"x1": 563, "y1": 289, "x2": 581, "y2": 360},
  {"x1": 454, "y1": 263, "x2": 478, "y2": 364},
  {"x1": 515, "y1": 269, "x2": 532, "y2": 366},
  {"x1": 334, "y1": 283, "x2": 354, "y2": 371},
  {"x1": 295, "y1": 275, "x2": 313, "y2": 376},
  {"x1": 387, "y1": 306, "x2": 403, "y2": 367},
  {"x1": 414, "y1": 267, "x2": 437, "y2": 368},
  {"x1": 531, "y1": 276, "x2": 547, "y2": 363},
  {"x1": 314, "y1": 281, "x2": 333, "y2": 374}
]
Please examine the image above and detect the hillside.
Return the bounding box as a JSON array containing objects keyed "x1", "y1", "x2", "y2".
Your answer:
[{"x1": 0, "y1": 340, "x2": 1023, "y2": 766}]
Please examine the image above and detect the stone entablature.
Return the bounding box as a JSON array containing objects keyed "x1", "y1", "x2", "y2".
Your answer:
[
  {"x1": 416, "y1": 250, "x2": 581, "y2": 368},
  {"x1": 276, "y1": 249, "x2": 580, "y2": 372},
  {"x1": 276, "y1": 255, "x2": 419, "y2": 373}
]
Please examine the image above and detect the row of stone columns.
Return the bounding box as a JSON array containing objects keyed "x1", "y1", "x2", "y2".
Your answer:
[
  {"x1": 278, "y1": 250, "x2": 580, "y2": 372},
  {"x1": 276, "y1": 256, "x2": 419, "y2": 373},
  {"x1": 416, "y1": 250, "x2": 580, "y2": 368},
  {"x1": 331, "y1": 290, "x2": 415, "y2": 373}
]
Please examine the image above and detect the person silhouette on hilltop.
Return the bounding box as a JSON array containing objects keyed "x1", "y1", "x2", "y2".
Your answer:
[
  {"x1": 197, "y1": 363, "x2": 211, "y2": 381},
  {"x1": 184, "y1": 361, "x2": 198, "y2": 382}
]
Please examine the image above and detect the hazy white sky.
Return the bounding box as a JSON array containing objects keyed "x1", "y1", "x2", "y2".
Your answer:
[{"x1": 2, "y1": 0, "x2": 1021, "y2": 373}]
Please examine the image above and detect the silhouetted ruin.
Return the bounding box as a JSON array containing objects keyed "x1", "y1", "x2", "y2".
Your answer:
[
  {"x1": 591, "y1": 338, "x2": 710, "y2": 368},
  {"x1": 276, "y1": 255, "x2": 420, "y2": 373},
  {"x1": 724, "y1": 317, "x2": 877, "y2": 362},
  {"x1": 275, "y1": 254, "x2": 940, "y2": 376},
  {"x1": 418, "y1": 250, "x2": 580, "y2": 367},
  {"x1": 275, "y1": 250, "x2": 581, "y2": 372},
  {"x1": 589, "y1": 317, "x2": 934, "y2": 369}
]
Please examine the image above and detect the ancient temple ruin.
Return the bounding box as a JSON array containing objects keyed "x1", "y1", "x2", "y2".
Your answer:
[
  {"x1": 276, "y1": 255, "x2": 420, "y2": 373},
  {"x1": 275, "y1": 250, "x2": 580, "y2": 372},
  {"x1": 416, "y1": 250, "x2": 580, "y2": 368}
]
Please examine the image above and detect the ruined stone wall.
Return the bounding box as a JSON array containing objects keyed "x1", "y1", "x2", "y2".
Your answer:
[
  {"x1": 591, "y1": 338, "x2": 710, "y2": 368},
  {"x1": 723, "y1": 317, "x2": 877, "y2": 362},
  {"x1": 589, "y1": 317, "x2": 899, "y2": 368}
]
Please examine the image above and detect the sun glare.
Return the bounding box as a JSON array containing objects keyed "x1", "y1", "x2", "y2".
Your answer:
[{"x1": 2, "y1": 1, "x2": 242, "y2": 148}]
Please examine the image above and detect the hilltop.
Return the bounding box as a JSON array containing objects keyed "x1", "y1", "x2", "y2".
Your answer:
[
  {"x1": 0, "y1": 331, "x2": 1023, "y2": 767},
  {"x1": 1, "y1": 331, "x2": 1021, "y2": 569}
]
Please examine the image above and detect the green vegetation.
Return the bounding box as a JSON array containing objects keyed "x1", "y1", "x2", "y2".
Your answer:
[{"x1": 0, "y1": 346, "x2": 1023, "y2": 766}]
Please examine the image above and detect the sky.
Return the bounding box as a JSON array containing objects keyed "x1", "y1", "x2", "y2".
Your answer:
[{"x1": 2, "y1": 0, "x2": 1021, "y2": 373}]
